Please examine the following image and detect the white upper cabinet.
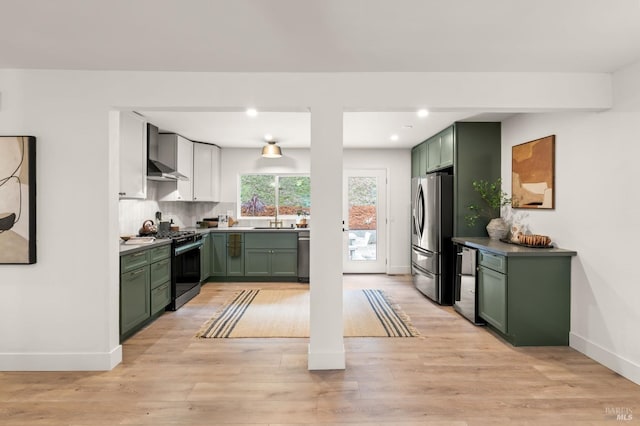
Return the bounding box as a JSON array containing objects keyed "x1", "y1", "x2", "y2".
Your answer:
[
  {"x1": 157, "y1": 134, "x2": 194, "y2": 201},
  {"x1": 118, "y1": 111, "x2": 147, "y2": 199},
  {"x1": 193, "y1": 142, "x2": 221, "y2": 202}
]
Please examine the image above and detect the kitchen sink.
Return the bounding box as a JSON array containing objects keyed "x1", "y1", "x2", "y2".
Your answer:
[{"x1": 252, "y1": 227, "x2": 290, "y2": 230}]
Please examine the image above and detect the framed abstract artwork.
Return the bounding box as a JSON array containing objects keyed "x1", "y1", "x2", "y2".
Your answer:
[
  {"x1": 512, "y1": 135, "x2": 555, "y2": 209},
  {"x1": 0, "y1": 136, "x2": 36, "y2": 264}
]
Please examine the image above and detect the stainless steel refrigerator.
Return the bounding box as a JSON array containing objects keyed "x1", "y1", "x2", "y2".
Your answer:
[{"x1": 411, "y1": 173, "x2": 454, "y2": 305}]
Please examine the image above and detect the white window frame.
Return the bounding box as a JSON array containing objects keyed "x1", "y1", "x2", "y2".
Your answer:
[{"x1": 238, "y1": 173, "x2": 310, "y2": 219}]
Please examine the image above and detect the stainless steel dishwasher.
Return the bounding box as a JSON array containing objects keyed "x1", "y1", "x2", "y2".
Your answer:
[
  {"x1": 454, "y1": 244, "x2": 485, "y2": 324},
  {"x1": 297, "y1": 230, "x2": 310, "y2": 282}
]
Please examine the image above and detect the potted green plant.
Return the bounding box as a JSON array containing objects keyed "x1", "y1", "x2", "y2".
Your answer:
[{"x1": 465, "y1": 178, "x2": 511, "y2": 239}]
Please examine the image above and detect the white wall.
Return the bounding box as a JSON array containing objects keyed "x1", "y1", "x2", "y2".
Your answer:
[
  {"x1": 501, "y1": 61, "x2": 640, "y2": 384},
  {"x1": 0, "y1": 69, "x2": 613, "y2": 372}
]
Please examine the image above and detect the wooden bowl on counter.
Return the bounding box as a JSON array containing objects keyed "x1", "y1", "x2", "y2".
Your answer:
[{"x1": 120, "y1": 235, "x2": 134, "y2": 242}]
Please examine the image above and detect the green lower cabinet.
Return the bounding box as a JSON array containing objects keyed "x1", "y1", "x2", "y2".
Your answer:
[
  {"x1": 120, "y1": 243, "x2": 171, "y2": 341},
  {"x1": 476, "y1": 249, "x2": 571, "y2": 346},
  {"x1": 210, "y1": 233, "x2": 227, "y2": 276},
  {"x1": 478, "y1": 265, "x2": 507, "y2": 333},
  {"x1": 271, "y1": 249, "x2": 298, "y2": 277},
  {"x1": 208, "y1": 231, "x2": 299, "y2": 281},
  {"x1": 200, "y1": 233, "x2": 211, "y2": 282},
  {"x1": 227, "y1": 233, "x2": 245, "y2": 276},
  {"x1": 244, "y1": 249, "x2": 271, "y2": 276},
  {"x1": 244, "y1": 248, "x2": 298, "y2": 277},
  {"x1": 120, "y1": 266, "x2": 151, "y2": 336}
]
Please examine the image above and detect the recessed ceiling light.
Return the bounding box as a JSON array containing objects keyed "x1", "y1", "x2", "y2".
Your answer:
[
  {"x1": 417, "y1": 109, "x2": 429, "y2": 118},
  {"x1": 246, "y1": 108, "x2": 258, "y2": 117},
  {"x1": 390, "y1": 134, "x2": 399, "y2": 141},
  {"x1": 264, "y1": 133, "x2": 273, "y2": 141}
]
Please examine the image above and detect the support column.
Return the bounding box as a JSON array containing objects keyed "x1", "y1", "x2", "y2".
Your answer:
[{"x1": 308, "y1": 104, "x2": 345, "y2": 370}]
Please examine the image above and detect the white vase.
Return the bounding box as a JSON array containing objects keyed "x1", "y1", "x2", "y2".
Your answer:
[{"x1": 486, "y1": 218, "x2": 509, "y2": 240}]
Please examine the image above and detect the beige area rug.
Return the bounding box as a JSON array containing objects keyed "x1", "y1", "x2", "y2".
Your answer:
[{"x1": 196, "y1": 288, "x2": 419, "y2": 338}]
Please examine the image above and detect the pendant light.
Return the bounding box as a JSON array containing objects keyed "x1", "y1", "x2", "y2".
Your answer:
[{"x1": 261, "y1": 140, "x2": 282, "y2": 158}]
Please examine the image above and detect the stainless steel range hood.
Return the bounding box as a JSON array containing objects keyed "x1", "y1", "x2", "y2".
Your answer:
[{"x1": 146, "y1": 123, "x2": 188, "y2": 181}]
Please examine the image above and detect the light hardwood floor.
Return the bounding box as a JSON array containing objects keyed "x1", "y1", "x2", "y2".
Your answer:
[{"x1": 1, "y1": 274, "x2": 638, "y2": 425}]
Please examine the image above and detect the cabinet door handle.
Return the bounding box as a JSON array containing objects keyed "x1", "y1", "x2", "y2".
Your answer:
[
  {"x1": 129, "y1": 269, "x2": 145, "y2": 277},
  {"x1": 132, "y1": 252, "x2": 146, "y2": 258}
]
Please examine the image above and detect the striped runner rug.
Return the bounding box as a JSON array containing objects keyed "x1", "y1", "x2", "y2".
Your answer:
[{"x1": 196, "y1": 288, "x2": 419, "y2": 338}]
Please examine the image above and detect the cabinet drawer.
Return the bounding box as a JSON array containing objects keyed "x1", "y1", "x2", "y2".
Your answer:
[
  {"x1": 150, "y1": 258, "x2": 171, "y2": 288},
  {"x1": 479, "y1": 251, "x2": 507, "y2": 273},
  {"x1": 151, "y1": 281, "x2": 171, "y2": 315},
  {"x1": 121, "y1": 250, "x2": 149, "y2": 273},
  {"x1": 149, "y1": 245, "x2": 171, "y2": 263}
]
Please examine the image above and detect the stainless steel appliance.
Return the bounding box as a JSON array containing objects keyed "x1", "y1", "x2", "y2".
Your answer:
[
  {"x1": 153, "y1": 230, "x2": 203, "y2": 311},
  {"x1": 411, "y1": 173, "x2": 454, "y2": 304},
  {"x1": 297, "y1": 230, "x2": 310, "y2": 283},
  {"x1": 454, "y1": 244, "x2": 485, "y2": 324}
]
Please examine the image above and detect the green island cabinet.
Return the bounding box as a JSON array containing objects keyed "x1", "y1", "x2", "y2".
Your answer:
[
  {"x1": 454, "y1": 237, "x2": 577, "y2": 346},
  {"x1": 411, "y1": 122, "x2": 501, "y2": 237},
  {"x1": 120, "y1": 243, "x2": 171, "y2": 341}
]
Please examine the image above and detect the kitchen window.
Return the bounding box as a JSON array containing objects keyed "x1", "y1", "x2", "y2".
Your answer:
[{"x1": 239, "y1": 174, "x2": 310, "y2": 218}]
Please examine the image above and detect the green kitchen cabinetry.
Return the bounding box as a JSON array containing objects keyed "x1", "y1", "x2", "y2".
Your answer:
[
  {"x1": 207, "y1": 231, "x2": 300, "y2": 281},
  {"x1": 477, "y1": 258, "x2": 507, "y2": 333},
  {"x1": 226, "y1": 232, "x2": 245, "y2": 276},
  {"x1": 120, "y1": 243, "x2": 171, "y2": 341},
  {"x1": 411, "y1": 142, "x2": 428, "y2": 177},
  {"x1": 120, "y1": 265, "x2": 150, "y2": 337},
  {"x1": 200, "y1": 232, "x2": 211, "y2": 282},
  {"x1": 210, "y1": 233, "x2": 227, "y2": 276},
  {"x1": 427, "y1": 126, "x2": 454, "y2": 172},
  {"x1": 412, "y1": 122, "x2": 501, "y2": 236},
  {"x1": 452, "y1": 122, "x2": 501, "y2": 237},
  {"x1": 244, "y1": 232, "x2": 298, "y2": 277},
  {"x1": 455, "y1": 238, "x2": 576, "y2": 346}
]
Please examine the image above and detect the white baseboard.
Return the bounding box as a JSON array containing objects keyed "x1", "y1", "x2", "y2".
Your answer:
[
  {"x1": 387, "y1": 265, "x2": 411, "y2": 275},
  {"x1": 570, "y1": 332, "x2": 640, "y2": 386},
  {"x1": 308, "y1": 344, "x2": 345, "y2": 370},
  {"x1": 0, "y1": 345, "x2": 122, "y2": 371}
]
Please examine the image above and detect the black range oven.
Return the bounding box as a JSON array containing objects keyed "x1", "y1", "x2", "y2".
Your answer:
[{"x1": 161, "y1": 231, "x2": 203, "y2": 311}]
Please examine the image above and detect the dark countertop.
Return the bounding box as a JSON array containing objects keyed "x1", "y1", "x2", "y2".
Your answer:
[
  {"x1": 452, "y1": 237, "x2": 577, "y2": 257},
  {"x1": 119, "y1": 238, "x2": 172, "y2": 255}
]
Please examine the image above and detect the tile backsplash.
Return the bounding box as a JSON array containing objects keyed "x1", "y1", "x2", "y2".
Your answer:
[{"x1": 118, "y1": 182, "x2": 236, "y2": 235}]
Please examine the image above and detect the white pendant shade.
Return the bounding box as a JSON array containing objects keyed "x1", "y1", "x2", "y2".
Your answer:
[{"x1": 261, "y1": 141, "x2": 282, "y2": 158}]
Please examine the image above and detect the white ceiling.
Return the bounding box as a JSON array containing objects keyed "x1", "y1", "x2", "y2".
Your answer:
[
  {"x1": 4, "y1": 0, "x2": 640, "y2": 148},
  {"x1": 137, "y1": 110, "x2": 512, "y2": 149}
]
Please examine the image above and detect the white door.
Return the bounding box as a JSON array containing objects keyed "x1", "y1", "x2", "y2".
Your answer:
[{"x1": 343, "y1": 169, "x2": 387, "y2": 273}]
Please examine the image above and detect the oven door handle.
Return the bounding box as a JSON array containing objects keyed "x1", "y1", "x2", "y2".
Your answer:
[{"x1": 175, "y1": 240, "x2": 203, "y2": 256}]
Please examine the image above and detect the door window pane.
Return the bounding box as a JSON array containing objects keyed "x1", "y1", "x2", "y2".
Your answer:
[{"x1": 348, "y1": 176, "x2": 377, "y2": 261}]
